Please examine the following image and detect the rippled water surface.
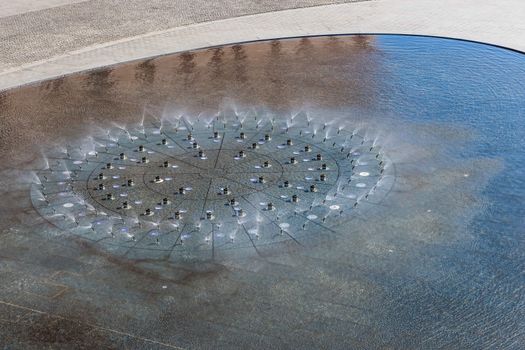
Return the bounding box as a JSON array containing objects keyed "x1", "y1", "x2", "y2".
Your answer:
[{"x1": 0, "y1": 35, "x2": 524, "y2": 348}]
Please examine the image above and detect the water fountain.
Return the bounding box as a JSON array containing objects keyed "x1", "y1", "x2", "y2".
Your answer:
[{"x1": 30, "y1": 111, "x2": 392, "y2": 260}]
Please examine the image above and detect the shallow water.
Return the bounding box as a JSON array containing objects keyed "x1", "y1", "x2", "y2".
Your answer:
[{"x1": 0, "y1": 35, "x2": 524, "y2": 348}]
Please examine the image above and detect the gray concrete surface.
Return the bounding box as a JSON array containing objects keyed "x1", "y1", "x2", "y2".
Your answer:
[
  {"x1": 0, "y1": 0, "x2": 89, "y2": 18},
  {"x1": 0, "y1": 0, "x2": 366, "y2": 71}
]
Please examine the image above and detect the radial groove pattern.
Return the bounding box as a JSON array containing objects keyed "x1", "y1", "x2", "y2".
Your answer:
[{"x1": 31, "y1": 112, "x2": 393, "y2": 260}]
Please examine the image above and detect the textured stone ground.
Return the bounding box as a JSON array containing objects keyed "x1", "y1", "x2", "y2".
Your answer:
[{"x1": 0, "y1": 0, "x2": 366, "y2": 71}]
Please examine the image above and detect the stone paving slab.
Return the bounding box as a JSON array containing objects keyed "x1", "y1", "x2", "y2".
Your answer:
[
  {"x1": 0, "y1": 0, "x2": 366, "y2": 71},
  {"x1": 0, "y1": 0, "x2": 89, "y2": 18}
]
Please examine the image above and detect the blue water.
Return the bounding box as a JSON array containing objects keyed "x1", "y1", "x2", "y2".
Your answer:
[
  {"x1": 368, "y1": 35, "x2": 525, "y2": 347},
  {"x1": 377, "y1": 35, "x2": 525, "y2": 249},
  {"x1": 2, "y1": 34, "x2": 524, "y2": 348}
]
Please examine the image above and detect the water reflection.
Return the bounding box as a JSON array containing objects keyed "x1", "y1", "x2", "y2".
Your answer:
[
  {"x1": 0, "y1": 35, "x2": 524, "y2": 348},
  {"x1": 0, "y1": 91, "x2": 8, "y2": 116},
  {"x1": 43, "y1": 77, "x2": 65, "y2": 94},
  {"x1": 232, "y1": 45, "x2": 248, "y2": 83},
  {"x1": 87, "y1": 68, "x2": 115, "y2": 98},
  {"x1": 135, "y1": 59, "x2": 156, "y2": 86},
  {"x1": 178, "y1": 52, "x2": 196, "y2": 75},
  {"x1": 266, "y1": 40, "x2": 286, "y2": 108},
  {"x1": 208, "y1": 48, "x2": 225, "y2": 79},
  {"x1": 296, "y1": 37, "x2": 314, "y2": 57},
  {"x1": 0, "y1": 35, "x2": 382, "y2": 159}
]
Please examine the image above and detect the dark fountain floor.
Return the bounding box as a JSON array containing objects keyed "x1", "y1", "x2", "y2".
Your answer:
[{"x1": 0, "y1": 35, "x2": 524, "y2": 349}]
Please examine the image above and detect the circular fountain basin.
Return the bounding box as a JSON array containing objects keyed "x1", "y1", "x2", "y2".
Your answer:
[{"x1": 0, "y1": 34, "x2": 524, "y2": 348}]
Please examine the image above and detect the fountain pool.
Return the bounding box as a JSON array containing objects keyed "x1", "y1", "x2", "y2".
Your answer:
[{"x1": 0, "y1": 35, "x2": 524, "y2": 348}]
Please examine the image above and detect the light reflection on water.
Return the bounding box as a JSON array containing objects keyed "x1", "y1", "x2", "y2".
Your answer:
[
  {"x1": 371, "y1": 36, "x2": 525, "y2": 347},
  {"x1": 0, "y1": 35, "x2": 524, "y2": 347}
]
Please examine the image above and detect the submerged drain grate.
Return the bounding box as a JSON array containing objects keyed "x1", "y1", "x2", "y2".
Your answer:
[{"x1": 31, "y1": 113, "x2": 393, "y2": 260}]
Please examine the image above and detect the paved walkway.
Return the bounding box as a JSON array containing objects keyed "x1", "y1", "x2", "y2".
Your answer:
[
  {"x1": 0, "y1": 0, "x2": 88, "y2": 18},
  {"x1": 0, "y1": 0, "x2": 364, "y2": 70},
  {"x1": 1, "y1": 0, "x2": 524, "y2": 91}
]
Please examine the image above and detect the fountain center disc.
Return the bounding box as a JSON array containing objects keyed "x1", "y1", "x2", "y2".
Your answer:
[
  {"x1": 31, "y1": 115, "x2": 393, "y2": 261},
  {"x1": 137, "y1": 148, "x2": 285, "y2": 201}
]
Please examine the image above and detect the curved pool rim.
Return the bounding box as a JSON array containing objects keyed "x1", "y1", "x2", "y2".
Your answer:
[{"x1": 2, "y1": 33, "x2": 525, "y2": 93}]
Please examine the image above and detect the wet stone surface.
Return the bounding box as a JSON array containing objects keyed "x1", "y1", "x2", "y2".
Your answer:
[
  {"x1": 0, "y1": 35, "x2": 524, "y2": 348},
  {"x1": 31, "y1": 115, "x2": 390, "y2": 261}
]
